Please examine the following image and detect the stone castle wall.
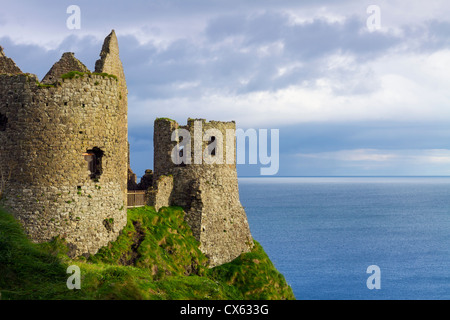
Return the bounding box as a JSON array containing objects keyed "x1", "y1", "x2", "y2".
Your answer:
[
  {"x1": 151, "y1": 118, "x2": 253, "y2": 267},
  {"x1": 95, "y1": 31, "x2": 128, "y2": 206},
  {"x1": 0, "y1": 31, "x2": 253, "y2": 267},
  {"x1": 0, "y1": 31, "x2": 128, "y2": 257}
]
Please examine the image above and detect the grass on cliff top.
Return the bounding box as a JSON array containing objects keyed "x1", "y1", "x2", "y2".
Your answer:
[{"x1": 0, "y1": 206, "x2": 295, "y2": 300}]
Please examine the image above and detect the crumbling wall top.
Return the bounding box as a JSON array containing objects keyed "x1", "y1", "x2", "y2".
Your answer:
[
  {"x1": 0, "y1": 46, "x2": 22, "y2": 75},
  {"x1": 42, "y1": 52, "x2": 90, "y2": 84},
  {"x1": 95, "y1": 30, "x2": 127, "y2": 94}
]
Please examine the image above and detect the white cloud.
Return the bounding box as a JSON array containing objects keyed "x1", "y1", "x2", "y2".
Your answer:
[
  {"x1": 295, "y1": 149, "x2": 450, "y2": 173},
  {"x1": 3, "y1": 0, "x2": 450, "y2": 177},
  {"x1": 128, "y1": 48, "x2": 450, "y2": 129},
  {"x1": 297, "y1": 149, "x2": 398, "y2": 162}
]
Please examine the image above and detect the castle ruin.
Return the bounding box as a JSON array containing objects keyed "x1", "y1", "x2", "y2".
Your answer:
[
  {"x1": 149, "y1": 118, "x2": 253, "y2": 267},
  {"x1": 0, "y1": 31, "x2": 128, "y2": 257},
  {"x1": 0, "y1": 31, "x2": 253, "y2": 267}
]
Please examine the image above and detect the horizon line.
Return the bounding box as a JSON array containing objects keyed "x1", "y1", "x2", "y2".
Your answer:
[{"x1": 237, "y1": 175, "x2": 450, "y2": 178}]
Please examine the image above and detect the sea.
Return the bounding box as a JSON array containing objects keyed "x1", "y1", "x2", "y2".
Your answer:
[{"x1": 238, "y1": 177, "x2": 450, "y2": 300}]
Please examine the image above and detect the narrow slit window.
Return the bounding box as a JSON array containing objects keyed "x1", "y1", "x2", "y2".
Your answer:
[
  {"x1": 177, "y1": 136, "x2": 186, "y2": 167},
  {"x1": 179, "y1": 145, "x2": 184, "y2": 159},
  {"x1": 0, "y1": 113, "x2": 8, "y2": 131},
  {"x1": 208, "y1": 136, "x2": 216, "y2": 156}
]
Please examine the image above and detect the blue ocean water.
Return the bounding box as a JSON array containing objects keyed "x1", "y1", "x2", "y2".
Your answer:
[{"x1": 238, "y1": 177, "x2": 450, "y2": 300}]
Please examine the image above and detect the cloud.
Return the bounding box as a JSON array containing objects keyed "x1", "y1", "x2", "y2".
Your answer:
[
  {"x1": 2, "y1": 0, "x2": 450, "y2": 176},
  {"x1": 0, "y1": 34, "x2": 102, "y2": 79},
  {"x1": 297, "y1": 149, "x2": 398, "y2": 162},
  {"x1": 127, "y1": 46, "x2": 450, "y2": 130},
  {"x1": 119, "y1": 10, "x2": 450, "y2": 130},
  {"x1": 292, "y1": 149, "x2": 450, "y2": 176}
]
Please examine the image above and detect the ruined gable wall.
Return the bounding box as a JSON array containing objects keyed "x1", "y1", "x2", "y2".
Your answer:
[
  {"x1": 95, "y1": 30, "x2": 128, "y2": 206},
  {"x1": 0, "y1": 46, "x2": 22, "y2": 74}
]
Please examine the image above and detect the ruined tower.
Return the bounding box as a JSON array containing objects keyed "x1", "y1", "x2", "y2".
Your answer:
[
  {"x1": 0, "y1": 31, "x2": 128, "y2": 257},
  {"x1": 150, "y1": 118, "x2": 254, "y2": 267}
]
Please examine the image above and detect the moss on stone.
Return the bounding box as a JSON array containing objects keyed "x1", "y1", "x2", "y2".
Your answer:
[
  {"x1": 156, "y1": 117, "x2": 176, "y2": 122},
  {"x1": 60, "y1": 71, "x2": 118, "y2": 81},
  {"x1": 35, "y1": 80, "x2": 56, "y2": 88},
  {"x1": 60, "y1": 71, "x2": 85, "y2": 80}
]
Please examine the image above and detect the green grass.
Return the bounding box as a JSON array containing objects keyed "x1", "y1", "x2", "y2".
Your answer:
[
  {"x1": 35, "y1": 81, "x2": 57, "y2": 88},
  {"x1": 155, "y1": 117, "x2": 176, "y2": 122},
  {"x1": 0, "y1": 206, "x2": 295, "y2": 300},
  {"x1": 60, "y1": 71, "x2": 118, "y2": 81},
  {"x1": 60, "y1": 71, "x2": 85, "y2": 80},
  {"x1": 0, "y1": 210, "x2": 70, "y2": 299},
  {"x1": 208, "y1": 242, "x2": 296, "y2": 300}
]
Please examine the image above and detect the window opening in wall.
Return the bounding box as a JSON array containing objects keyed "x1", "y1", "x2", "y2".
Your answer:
[
  {"x1": 179, "y1": 145, "x2": 184, "y2": 159},
  {"x1": 176, "y1": 136, "x2": 187, "y2": 167},
  {"x1": 208, "y1": 136, "x2": 216, "y2": 156},
  {"x1": 0, "y1": 113, "x2": 7, "y2": 131},
  {"x1": 83, "y1": 147, "x2": 104, "y2": 180}
]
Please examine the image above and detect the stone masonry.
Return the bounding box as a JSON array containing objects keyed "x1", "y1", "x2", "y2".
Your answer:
[
  {"x1": 0, "y1": 31, "x2": 128, "y2": 257},
  {"x1": 0, "y1": 30, "x2": 253, "y2": 268},
  {"x1": 42, "y1": 52, "x2": 90, "y2": 84},
  {"x1": 0, "y1": 46, "x2": 22, "y2": 75},
  {"x1": 149, "y1": 118, "x2": 254, "y2": 267}
]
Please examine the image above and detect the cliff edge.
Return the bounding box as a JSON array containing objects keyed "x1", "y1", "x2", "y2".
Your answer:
[{"x1": 0, "y1": 206, "x2": 295, "y2": 300}]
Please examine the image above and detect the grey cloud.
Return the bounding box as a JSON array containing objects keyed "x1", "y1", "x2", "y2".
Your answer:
[
  {"x1": 408, "y1": 20, "x2": 450, "y2": 52},
  {"x1": 0, "y1": 37, "x2": 59, "y2": 78},
  {"x1": 3, "y1": 2, "x2": 449, "y2": 100},
  {"x1": 0, "y1": 35, "x2": 102, "y2": 79},
  {"x1": 207, "y1": 12, "x2": 403, "y2": 60},
  {"x1": 3, "y1": 10, "x2": 447, "y2": 101}
]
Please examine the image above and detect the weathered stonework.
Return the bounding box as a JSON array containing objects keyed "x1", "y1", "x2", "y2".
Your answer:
[
  {"x1": 0, "y1": 46, "x2": 22, "y2": 74},
  {"x1": 0, "y1": 31, "x2": 128, "y2": 257},
  {"x1": 148, "y1": 174, "x2": 174, "y2": 211},
  {"x1": 150, "y1": 118, "x2": 254, "y2": 267},
  {"x1": 95, "y1": 30, "x2": 128, "y2": 206},
  {"x1": 1, "y1": 30, "x2": 253, "y2": 268},
  {"x1": 42, "y1": 52, "x2": 90, "y2": 84}
]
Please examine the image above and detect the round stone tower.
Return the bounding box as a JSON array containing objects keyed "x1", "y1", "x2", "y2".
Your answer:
[{"x1": 0, "y1": 31, "x2": 128, "y2": 257}]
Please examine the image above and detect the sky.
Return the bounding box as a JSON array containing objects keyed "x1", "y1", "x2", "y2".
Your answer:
[{"x1": 1, "y1": 0, "x2": 450, "y2": 177}]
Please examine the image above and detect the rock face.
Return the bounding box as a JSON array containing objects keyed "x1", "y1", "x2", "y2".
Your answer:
[
  {"x1": 0, "y1": 31, "x2": 128, "y2": 257},
  {"x1": 150, "y1": 118, "x2": 254, "y2": 267}
]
